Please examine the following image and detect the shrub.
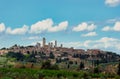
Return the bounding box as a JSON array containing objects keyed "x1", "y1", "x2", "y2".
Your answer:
[
  {"x1": 115, "y1": 75, "x2": 120, "y2": 79},
  {"x1": 79, "y1": 62, "x2": 84, "y2": 70},
  {"x1": 50, "y1": 64, "x2": 59, "y2": 70},
  {"x1": 117, "y1": 61, "x2": 120, "y2": 75},
  {"x1": 41, "y1": 60, "x2": 51, "y2": 69},
  {"x1": 1, "y1": 77, "x2": 13, "y2": 79},
  {"x1": 94, "y1": 67, "x2": 101, "y2": 74},
  {"x1": 69, "y1": 61, "x2": 73, "y2": 64}
]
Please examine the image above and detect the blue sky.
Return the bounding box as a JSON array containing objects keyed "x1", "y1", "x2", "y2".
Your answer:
[{"x1": 0, "y1": 0, "x2": 120, "y2": 54}]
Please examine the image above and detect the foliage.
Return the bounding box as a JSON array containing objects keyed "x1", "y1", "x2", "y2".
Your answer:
[
  {"x1": 41, "y1": 60, "x2": 51, "y2": 69},
  {"x1": 79, "y1": 62, "x2": 84, "y2": 70},
  {"x1": 6, "y1": 52, "x2": 24, "y2": 61},
  {"x1": 41, "y1": 60, "x2": 59, "y2": 70},
  {"x1": 56, "y1": 58, "x2": 61, "y2": 63},
  {"x1": 67, "y1": 64, "x2": 70, "y2": 69},
  {"x1": 117, "y1": 60, "x2": 120, "y2": 75},
  {"x1": 6, "y1": 52, "x2": 37, "y2": 63},
  {"x1": 69, "y1": 61, "x2": 73, "y2": 64},
  {"x1": 1, "y1": 77, "x2": 13, "y2": 79},
  {"x1": 94, "y1": 60, "x2": 99, "y2": 67},
  {"x1": 50, "y1": 64, "x2": 59, "y2": 70},
  {"x1": 0, "y1": 67, "x2": 119, "y2": 79},
  {"x1": 94, "y1": 67, "x2": 100, "y2": 73},
  {"x1": 49, "y1": 52, "x2": 55, "y2": 59}
]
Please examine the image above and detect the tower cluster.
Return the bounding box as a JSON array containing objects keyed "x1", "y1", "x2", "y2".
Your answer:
[{"x1": 41, "y1": 37, "x2": 60, "y2": 48}]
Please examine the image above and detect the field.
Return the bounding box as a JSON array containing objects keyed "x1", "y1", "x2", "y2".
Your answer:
[
  {"x1": 0, "y1": 54, "x2": 120, "y2": 79},
  {"x1": 0, "y1": 67, "x2": 120, "y2": 79}
]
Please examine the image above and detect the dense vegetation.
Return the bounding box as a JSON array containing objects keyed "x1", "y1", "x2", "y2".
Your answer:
[
  {"x1": 0, "y1": 68, "x2": 120, "y2": 79},
  {"x1": 0, "y1": 51, "x2": 120, "y2": 79}
]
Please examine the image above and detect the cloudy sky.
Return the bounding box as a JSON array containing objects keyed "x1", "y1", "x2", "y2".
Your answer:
[{"x1": 0, "y1": 0, "x2": 120, "y2": 54}]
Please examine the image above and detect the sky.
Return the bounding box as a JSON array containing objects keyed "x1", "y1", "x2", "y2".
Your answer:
[{"x1": 0, "y1": 0, "x2": 120, "y2": 54}]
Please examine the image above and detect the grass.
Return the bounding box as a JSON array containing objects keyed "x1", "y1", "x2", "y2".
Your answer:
[
  {"x1": 0, "y1": 57, "x2": 7, "y2": 63},
  {"x1": 0, "y1": 57, "x2": 120, "y2": 79},
  {"x1": 0, "y1": 67, "x2": 120, "y2": 79}
]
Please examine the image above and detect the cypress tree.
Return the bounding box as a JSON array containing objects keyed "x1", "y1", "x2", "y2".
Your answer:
[
  {"x1": 79, "y1": 62, "x2": 84, "y2": 70},
  {"x1": 117, "y1": 60, "x2": 120, "y2": 75}
]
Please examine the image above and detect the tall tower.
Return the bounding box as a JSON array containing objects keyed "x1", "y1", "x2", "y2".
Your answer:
[
  {"x1": 51, "y1": 42, "x2": 53, "y2": 48},
  {"x1": 55, "y1": 40, "x2": 57, "y2": 47},
  {"x1": 43, "y1": 37, "x2": 46, "y2": 47},
  {"x1": 60, "y1": 44, "x2": 63, "y2": 48},
  {"x1": 48, "y1": 42, "x2": 51, "y2": 47},
  {"x1": 36, "y1": 42, "x2": 41, "y2": 48}
]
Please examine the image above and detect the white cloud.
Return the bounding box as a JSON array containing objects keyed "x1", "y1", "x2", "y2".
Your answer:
[
  {"x1": 98, "y1": 37, "x2": 117, "y2": 42},
  {"x1": 28, "y1": 36, "x2": 40, "y2": 40},
  {"x1": 30, "y1": 19, "x2": 53, "y2": 34},
  {"x1": 22, "y1": 36, "x2": 41, "y2": 40},
  {"x1": 72, "y1": 22, "x2": 96, "y2": 32},
  {"x1": 30, "y1": 18, "x2": 68, "y2": 34},
  {"x1": 92, "y1": 37, "x2": 120, "y2": 50},
  {"x1": 50, "y1": 40, "x2": 55, "y2": 44},
  {"x1": 83, "y1": 40, "x2": 91, "y2": 47},
  {"x1": 30, "y1": 41, "x2": 43, "y2": 46},
  {"x1": 61, "y1": 37, "x2": 120, "y2": 53},
  {"x1": 92, "y1": 37, "x2": 120, "y2": 51},
  {"x1": 0, "y1": 23, "x2": 5, "y2": 32},
  {"x1": 113, "y1": 21, "x2": 120, "y2": 31},
  {"x1": 62, "y1": 42, "x2": 83, "y2": 48},
  {"x1": 48, "y1": 21, "x2": 68, "y2": 32},
  {"x1": 106, "y1": 17, "x2": 120, "y2": 23},
  {"x1": 105, "y1": 0, "x2": 120, "y2": 7},
  {"x1": 102, "y1": 21, "x2": 120, "y2": 31},
  {"x1": 81, "y1": 32, "x2": 97, "y2": 37},
  {"x1": 6, "y1": 25, "x2": 29, "y2": 35},
  {"x1": 102, "y1": 26, "x2": 112, "y2": 31}
]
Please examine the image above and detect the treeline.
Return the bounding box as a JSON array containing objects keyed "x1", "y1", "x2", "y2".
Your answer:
[
  {"x1": 6, "y1": 51, "x2": 37, "y2": 62},
  {"x1": 6, "y1": 51, "x2": 55, "y2": 63},
  {"x1": 73, "y1": 51, "x2": 120, "y2": 63}
]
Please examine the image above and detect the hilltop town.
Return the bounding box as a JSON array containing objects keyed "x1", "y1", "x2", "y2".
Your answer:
[
  {"x1": 0, "y1": 37, "x2": 120, "y2": 64},
  {"x1": 0, "y1": 38, "x2": 120, "y2": 79}
]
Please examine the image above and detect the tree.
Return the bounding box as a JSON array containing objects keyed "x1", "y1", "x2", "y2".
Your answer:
[
  {"x1": 69, "y1": 61, "x2": 73, "y2": 64},
  {"x1": 24, "y1": 53, "x2": 36, "y2": 63},
  {"x1": 56, "y1": 58, "x2": 61, "y2": 63},
  {"x1": 41, "y1": 60, "x2": 51, "y2": 69},
  {"x1": 79, "y1": 62, "x2": 84, "y2": 70},
  {"x1": 94, "y1": 67, "x2": 99, "y2": 73},
  {"x1": 67, "y1": 64, "x2": 70, "y2": 69},
  {"x1": 75, "y1": 61, "x2": 77, "y2": 65},
  {"x1": 50, "y1": 64, "x2": 59, "y2": 70},
  {"x1": 117, "y1": 60, "x2": 120, "y2": 75},
  {"x1": 49, "y1": 52, "x2": 55, "y2": 59},
  {"x1": 41, "y1": 60, "x2": 59, "y2": 70},
  {"x1": 94, "y1": 60, "x2": 99, "y2": 67},
  {"x1": 6, "y1": 52, "x2": 25, "y2": 61}
]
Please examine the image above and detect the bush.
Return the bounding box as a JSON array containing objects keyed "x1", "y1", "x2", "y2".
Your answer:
[
  {"x1": 41, "y1": 60, "x2": 51, "y2": 69},
  {"x1": 49, "y1": 52, "x2": 55, "y2": 59},
  {"x1": 79, "y1": 62, "x2": 84, "y2": 70},
  {"x1": 50, "y1": 64, "x2": 59, "y2": 70},
  {"x1": 115, "y1": 75, "x2": 120, "y2": 79},
  {"x1": 37, "y1": 71, "x2": 45, "y2": 79},
  {"x1": 69, "y1": 61, "x2": 73, "y2": 64},
  {"x1": 41, "y1": 60, "x2": 59, "y2": 70},
  {"x1": 117, "y1": 61, "x2": 120, "y2": 75},
  {"x1": 1, "y1": 77, "x2": 13, "y2": 79},
  {"x1": 94, "y1": 67, "x2": 100, "y2": 74}
]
